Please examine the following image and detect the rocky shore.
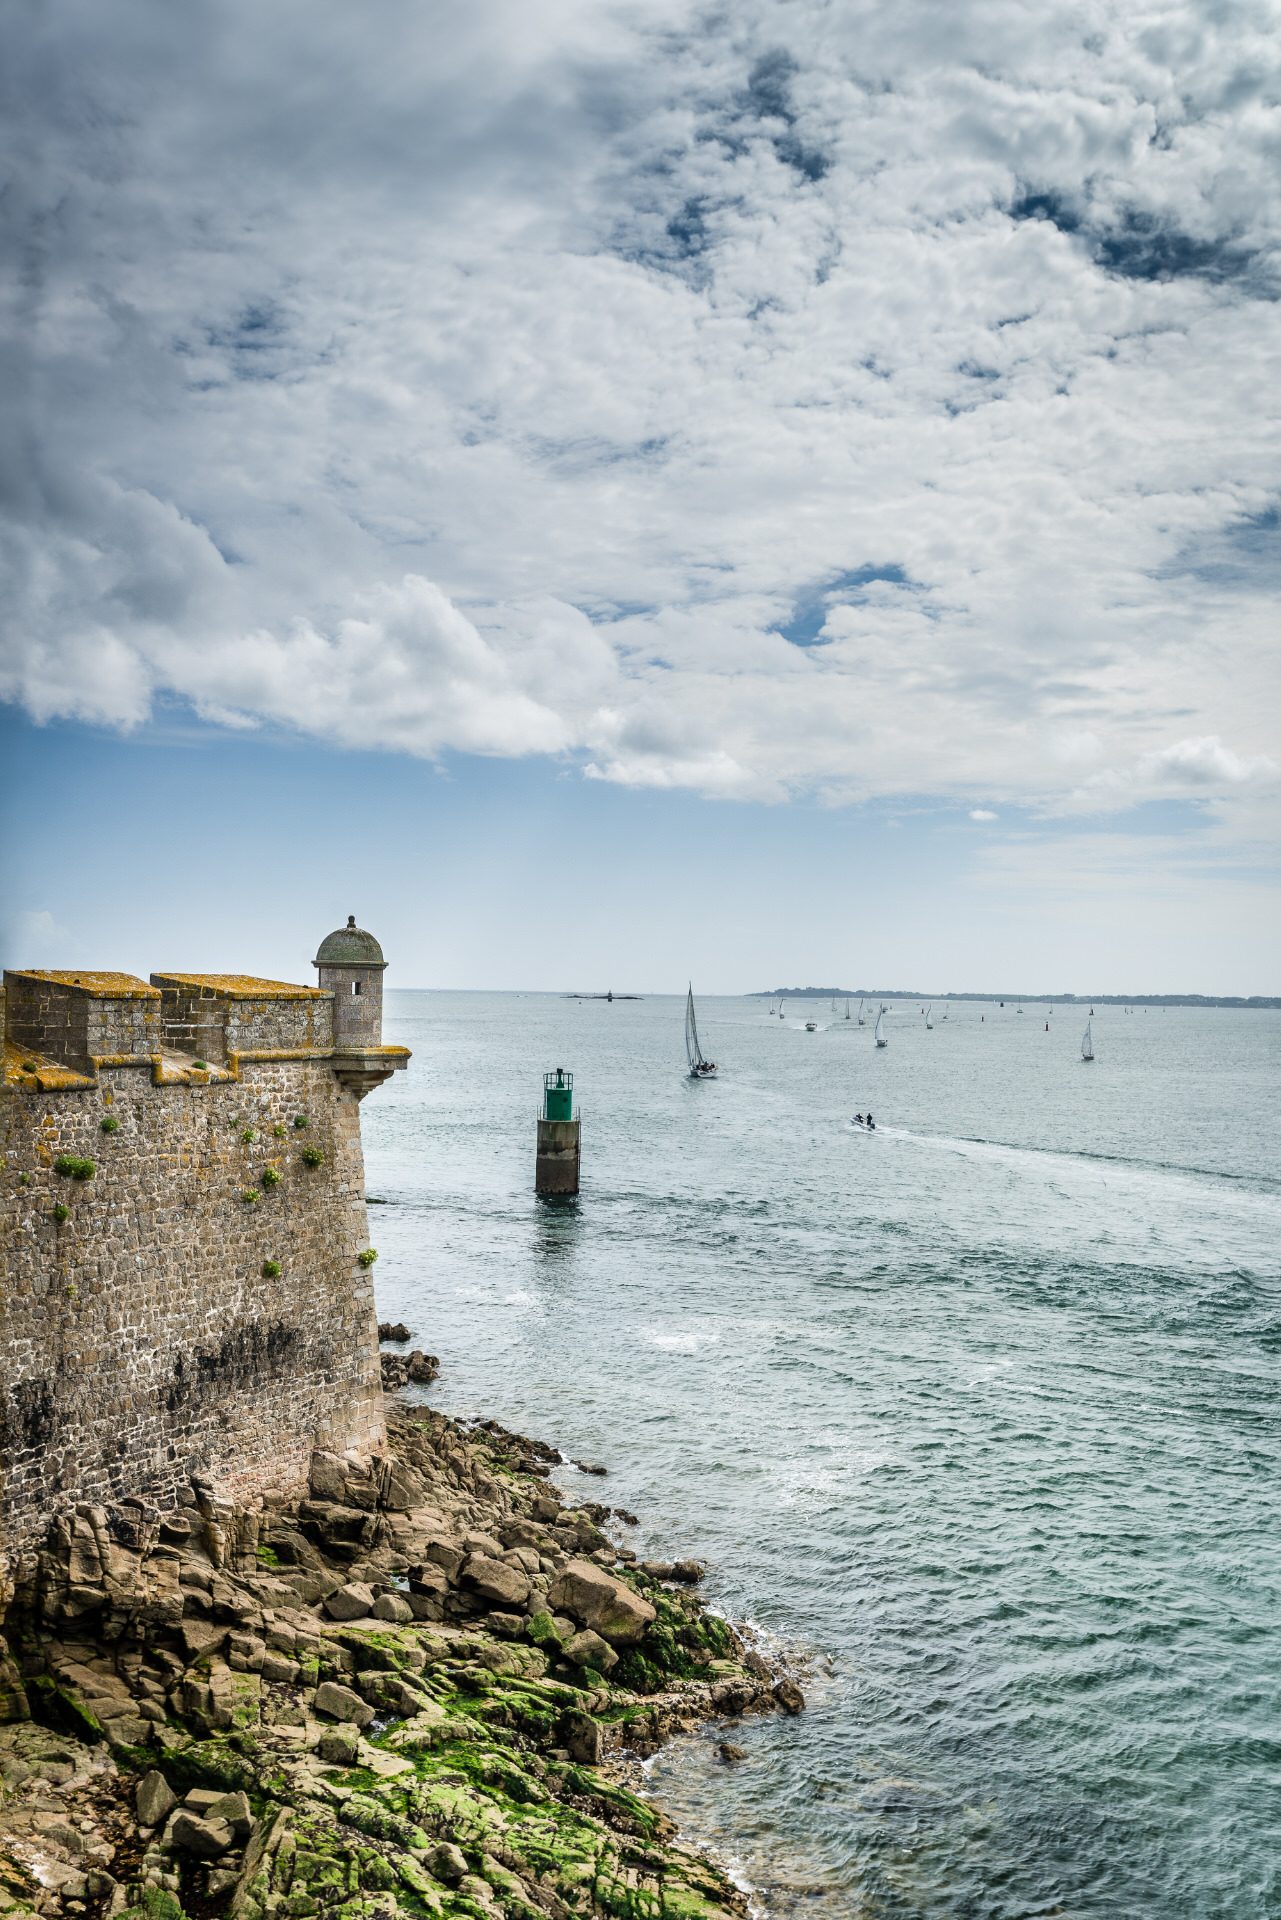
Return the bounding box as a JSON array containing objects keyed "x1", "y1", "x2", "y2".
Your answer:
[{"x1": 0, "y1": 1392, "x2": 802, "y2": 1919}]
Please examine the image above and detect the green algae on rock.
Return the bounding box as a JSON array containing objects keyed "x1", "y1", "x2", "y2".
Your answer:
[{"x1": 0, "y1": 1402, "x2": 802, "y2": 1919}]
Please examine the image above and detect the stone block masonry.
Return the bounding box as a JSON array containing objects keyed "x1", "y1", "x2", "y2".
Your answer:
[{"x1": 0, "y1": 940, "x2": 409, "y2": 1597}]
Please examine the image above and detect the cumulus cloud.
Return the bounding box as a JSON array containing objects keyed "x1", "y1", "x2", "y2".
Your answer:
[
  {"x1": 1, "y1": 0, "x2": 1278, "y2": 825},
  {"x1": 970, "y1": 809, "x2": 998, "y2": 821}
]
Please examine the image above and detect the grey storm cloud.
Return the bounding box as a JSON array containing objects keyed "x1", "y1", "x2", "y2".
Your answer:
[{"x1": 2, "y1": 0, "x2": 1279, "y2": 829}]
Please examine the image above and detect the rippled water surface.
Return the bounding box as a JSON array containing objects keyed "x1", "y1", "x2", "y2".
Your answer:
[{"x1": 366, "y1": 993, "x2": 1281, "y2": 1919}]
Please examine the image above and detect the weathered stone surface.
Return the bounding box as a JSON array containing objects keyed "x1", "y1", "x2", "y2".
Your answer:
[{"x1": 546, "y1": 1560, "x2": 656, "y2": 1645}]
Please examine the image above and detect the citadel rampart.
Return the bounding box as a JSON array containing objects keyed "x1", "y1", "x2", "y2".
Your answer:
[{"x1": 0, "y1": 925, "x2": 408, "y2": 1599}]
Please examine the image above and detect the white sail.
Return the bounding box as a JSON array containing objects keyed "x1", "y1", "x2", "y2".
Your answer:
[
  {"x1": 875, "y1": 1006, "x2": 887, "y2": 1047},
  {"x1": 686, "y1": 984, "x2": 704, "y2": 1070},
  {"x1": 925, "y1": 1004, "x2": 933, "y2": 1029},
  {"x1": 1081, "y1": 1019, "x2": 1094, "y2": 1062},
  {"x1": 857, "y1": 998, "x2": 865, "y2": 1025}
]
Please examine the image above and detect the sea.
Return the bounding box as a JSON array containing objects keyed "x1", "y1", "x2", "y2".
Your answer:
[{"x1": 363, "y1": 991, "x2": 1281, "y2": 1920}]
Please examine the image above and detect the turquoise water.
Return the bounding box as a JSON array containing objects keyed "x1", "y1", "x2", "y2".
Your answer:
[{"x1": 364, "y1": 993, "x2": 1281, "y2": 1919}]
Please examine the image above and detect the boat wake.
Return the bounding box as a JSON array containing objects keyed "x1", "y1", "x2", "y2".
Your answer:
[{"x1": 876, "y1": 1125, "x2": 1281, "y2": 1201}]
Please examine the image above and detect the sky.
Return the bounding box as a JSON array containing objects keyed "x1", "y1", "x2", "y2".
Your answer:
[{"x1": 2, "y1": 0, "x2": 1278, "y2": 992}]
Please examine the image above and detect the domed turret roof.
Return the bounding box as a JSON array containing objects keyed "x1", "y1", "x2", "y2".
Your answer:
[{"x1": 315, "y1": 916, "x2": 386, "y2": 968}]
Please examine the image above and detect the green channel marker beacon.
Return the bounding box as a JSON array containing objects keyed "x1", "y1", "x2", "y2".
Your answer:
[{"x1": 536, "y1": 1067, "x2": 580, "y2": 1195}]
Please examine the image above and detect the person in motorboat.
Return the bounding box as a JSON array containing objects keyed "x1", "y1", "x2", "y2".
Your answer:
[
  {"x1": 854, "y1": 1112, "x2": 864, "y2": 1126},
  {"x1": 866, "y1": 1112, "x2": 875, "y2": 1130}
]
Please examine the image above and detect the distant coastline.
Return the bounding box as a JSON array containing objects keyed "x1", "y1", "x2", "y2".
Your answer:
[{"x1": 754, "y1": 988, "x2": 1281, "y2": 1010}]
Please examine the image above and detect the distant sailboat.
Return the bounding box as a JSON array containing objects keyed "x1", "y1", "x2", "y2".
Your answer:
[
  {"x1": 1081, "y1": 1019, "x2": 1095, "y2": 1063},
  {"x1": 925, "y1": 1005, "x2": 934, "y2": 1030},
  {"x1": 845, "y1": 998, "x2": 851, "y2": 1020},
  {"x1": 686, "y1": 985, "x2": 717, "y2": 1078},
  {"x1": 875, "y1": 1006, "x2": 888, "y2": 1048},
  {"x1": 857, "y1": 998, "x2": 865, "y2": 1025}
]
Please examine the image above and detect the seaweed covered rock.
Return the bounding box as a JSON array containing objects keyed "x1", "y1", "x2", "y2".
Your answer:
[{"x1": 0, "y1": 1399, "x2": 802, "y2": 1919}]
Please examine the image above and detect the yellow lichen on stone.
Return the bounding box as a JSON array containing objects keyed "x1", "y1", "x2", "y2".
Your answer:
[
  {"x1": 1, "y1": 1040, "x2": 96, "y2": 1090},
  {"x1": 5, "y1": 970, "x2": 159, "y2": 998},
  {"x1": 151, "y1": 974, "x2": 329, "y2": 999}
]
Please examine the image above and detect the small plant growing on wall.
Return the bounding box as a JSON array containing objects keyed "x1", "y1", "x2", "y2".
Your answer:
[
  {"x1": 18, "y1": 1172, "x2": 29, "y2": 1186},
  {"x1": 293, "y1": 1114, "x2": 309, "y2": 1130},
  {"x1": 272, "y1": 1123, "x2": 287, "y2": 1138},
  {"x1": 300, "y1": 1145, "x2": 325, "y2": 1168},
  {"x1": 240, "y1": 1126, "x2": 258, "y2": 1144},
  {"x1": 54, "y1": 1156, "x2": 95, "y2": 1181},
  {"x1": 21, "y1": 1061, "x2": 37, "y2": 1072},
  {"x1": 100, "y1": 1115, "x2": 120, "y2": 1134},
  {"x1": 65, "y1": 1283, "x2": 80, "y2": 1302},
  {"x1": 241, "y1": 1187, "x2": 260, "y2": 1205},
  {"x1": 193, "y1": 1060, "x2": 209, "y2": 1071},
  {"x1": 261, "y1": 1259, "x2": 282, "y2": 1278},
  {"x1": 52, "y1": 1203, "x2": 69, "y2": 1224},
  {"x1": 261, "y1": 1165, "x2": 282, "y2": 1189},
  {"x1": 357, "y1": 1247, "x2": 378, "y2": 1268}
]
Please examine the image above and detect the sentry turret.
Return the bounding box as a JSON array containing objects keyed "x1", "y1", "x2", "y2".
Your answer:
[{"x1": 315, "y1": 915, "x2": 387, "y2": 1049}]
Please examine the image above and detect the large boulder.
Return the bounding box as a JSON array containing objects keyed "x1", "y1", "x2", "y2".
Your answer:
[
  {"x1": 324, "y1": 1582, "x2": 374, "y2": 1621},
  {"x1": 169, "y1": 1808, "x2": 234, "y2": 1858},
  {"x1": 136, "y1": 1770, "x2": 178, "y2": 1828},
  {"x1": 561, "y1": 1629, "x2": 618, "y2": 1674},
  {"x1": 313, "y1": 1681, "x2": 375, "y2": 1727},
  {"x1": 545, "y1": 1561, "x2": 655, "y2": 1646},
  {"x1": 460, "y1": 1554, "x2": 530, "y2": 1610}
]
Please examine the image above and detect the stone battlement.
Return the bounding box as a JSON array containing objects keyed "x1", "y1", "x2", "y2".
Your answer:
[
  {"x1": 2, "y1": 969, "x2": 409, "y2": 1096},
  {"x1": 0, "y1": 921, "x2": 409, "y2": 1598}
]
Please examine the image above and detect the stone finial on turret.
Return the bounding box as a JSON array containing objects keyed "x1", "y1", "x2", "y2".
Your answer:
[{"x1": 314, "y1": 915, "x2": 387, "y2": 1049}]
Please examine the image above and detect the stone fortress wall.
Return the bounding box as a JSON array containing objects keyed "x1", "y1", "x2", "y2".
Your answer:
[{"x1": 0, "y1": 925, "x2": 409, "y2": 1599}]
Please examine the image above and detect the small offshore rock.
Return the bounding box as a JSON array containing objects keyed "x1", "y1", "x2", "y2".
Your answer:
[
  {"x1": 574, "y1": 1459, "x2": 608, "y2": 1476},
  {"x1": 773, "y1": 1675, "x2": 806, "y2": 1715},
  {"x1": 135, "y1": 1770, "x2": 178, "y2": 1828},
  {"x1": 406, "y1": 1350, "x2": 439, "y2": 1384},
  {"x1": 378, "y1": 1322, "x2": 412, "y2": 1342},
  {"x1": 718, "y1": 1742, "x2": 748, "y2": 1765}
]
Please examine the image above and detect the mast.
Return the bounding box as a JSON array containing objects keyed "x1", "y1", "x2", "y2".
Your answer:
[{"x1": 686, "y1": 985, "x2": 704, "y2": 1070}]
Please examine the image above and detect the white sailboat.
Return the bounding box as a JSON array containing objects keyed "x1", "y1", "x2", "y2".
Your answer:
[
  {"x1": 686, "y1": 985, "x2": 717, "y2": 1078},
  {"x1": 857, "y1": 998, "x2": 865, "y2": 1026},
  {"x1": 925, "y1": 1005, "x2": 934, "y2": 1030},
  {"x1": 845, "y1": 998, "x2": 851, "y2": 1020},
  {"x1": 1081, "y1": 1019, "x2": 1095, "y2": 1063},
  {"x1": 875, "y1": 1006, "x2": 888, "y2": 1048}
]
